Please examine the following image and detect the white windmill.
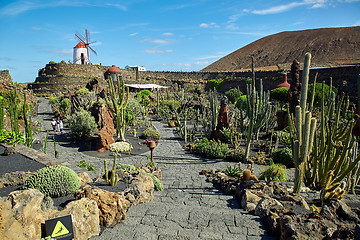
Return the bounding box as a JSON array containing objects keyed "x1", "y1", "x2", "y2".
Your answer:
[{"x1": 73, "y1": 29, "x2": 97, "y2": 64}]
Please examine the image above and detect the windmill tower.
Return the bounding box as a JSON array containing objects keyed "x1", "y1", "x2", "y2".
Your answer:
[{"x1": 73, "y1": 29, "x2": 97, "y2": 64}]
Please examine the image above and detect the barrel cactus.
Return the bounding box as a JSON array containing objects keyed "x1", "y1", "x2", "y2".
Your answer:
[{"x1": 23, "y1": 165, "x2": 80, "y2": 198}]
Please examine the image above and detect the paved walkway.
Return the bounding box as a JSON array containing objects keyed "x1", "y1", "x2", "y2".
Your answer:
[{"x1": 34, "y1": 98, "x2": 275, "y2": 240}]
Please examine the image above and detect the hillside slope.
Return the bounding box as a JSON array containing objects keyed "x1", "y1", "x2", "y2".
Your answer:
[{"x1": 202, "y1": 26, "x2": 360, "y2": 71}]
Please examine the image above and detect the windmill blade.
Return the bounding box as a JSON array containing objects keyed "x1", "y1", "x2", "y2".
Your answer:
[
  {"x1": 88, "y1": 41, "x2": 97, "y2": 45},
  {"x1": 85, "y1": 29, "x2": 90, "y2": 44},
  {"x1": 88, "y1": 45, "x2": 97, "y2": 55},
  {"x1": 75, "y1": 32, "x2": 85, "y2": 43}
]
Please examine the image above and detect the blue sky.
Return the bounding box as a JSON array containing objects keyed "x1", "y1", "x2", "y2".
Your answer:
[{"x1": 0, "y1": 0, "x2": 359, "y2": 83}]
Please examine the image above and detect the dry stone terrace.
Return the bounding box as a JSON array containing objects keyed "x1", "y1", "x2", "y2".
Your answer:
[{"x1": 33, "y1": 98, "x2": 274, "y2": 240}]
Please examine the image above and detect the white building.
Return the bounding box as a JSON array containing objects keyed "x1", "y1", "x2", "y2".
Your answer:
[
  {"x1": 73, "y1": 42, "x2": 89, "y2": 64},
  {"x1": 125, "y1": 65, "x2": 146, "y2": 71}
]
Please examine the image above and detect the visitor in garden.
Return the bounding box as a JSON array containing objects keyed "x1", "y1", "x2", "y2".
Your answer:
[
  {"x1": 59, "y1": 119, "x2": 64, "y2": 134},
  {"x1": 51, "y1": 119, "x2": 57, "y2": 131},
  {"x1": 56, "y1": 117, "x2": 61, "y2": 132}
]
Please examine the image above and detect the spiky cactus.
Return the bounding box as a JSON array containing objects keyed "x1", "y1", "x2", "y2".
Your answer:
[
  {"x1": 0, "y1": 96, "x2": 4, "y2": 131},
  {"x1": 105, "y1": 74, "x2": 129, "y2": 141},
  {"x1": 104, "y1": 153, "x2": 119, "y2": 186},
  {"x1": 22, "y1": 92, "x2": 33, "y2": 148},
  {"x1": 289, "y1": 53, "x2": 317, "y2": 193}
]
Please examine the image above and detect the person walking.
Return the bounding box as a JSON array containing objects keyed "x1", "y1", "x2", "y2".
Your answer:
[
  {"x1": 59, "y1": 119, "x2": 64, "y2": 134},
  {"x1": 51, "y1": 119, "x2": 57, "y2": 131}
]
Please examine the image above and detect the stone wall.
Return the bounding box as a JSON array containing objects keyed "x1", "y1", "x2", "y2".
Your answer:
[
  {"x1": 28, "y1": 63, "x2": 360, "y2": 100},
  {"x1": 0, "y1": 70, "x2": 12, "y2": 85}
]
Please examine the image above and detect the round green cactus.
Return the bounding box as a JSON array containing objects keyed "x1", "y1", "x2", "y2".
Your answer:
[{"x1": 23, "y1": 165, "x2": 80, "y2": 198}]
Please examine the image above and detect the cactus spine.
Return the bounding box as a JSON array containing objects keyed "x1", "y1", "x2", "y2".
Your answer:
[
  {"x1": 104, "y1": 153, "x2": 119, "y2": 186},
  {"x1": 22, "y1": 92, "x2": 33, "y2": 148},
  {"x1": 105, "y1": 74, "x2": 129, "y2": 141}
]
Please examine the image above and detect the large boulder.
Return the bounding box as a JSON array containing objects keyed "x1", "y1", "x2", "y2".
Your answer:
[
  {"x1": 74, "y1": 185, "x2": 127, "y2": 227},
  {"x1": 0, "y1": 189, "x2": 100, "y2": 240},
  {"x1": 0, "y1": 171, "x2": 33, "y2": 188}
]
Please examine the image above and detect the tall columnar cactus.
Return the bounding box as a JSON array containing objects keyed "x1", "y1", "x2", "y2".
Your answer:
[
  {"x1": 104, "y1": 153, "x2": 119, "y2": 186},
  {"x1": 8, "y1": 89, "x2": 20, "y2": 134},
  {"x1": 289, "y1": 53, "x2": 318, "y2": 193},
  {"x1": 105, "y1": 74, "x2": 129, "y2": 141},
  {"x1": 22, "y1": 92, "x2": 33, "y2": 148},
  {"x1": 209, "y1": 89, "x2": 218, "y2": 132},
  {"x1": 0, "y1": 96, "x2": 4, "y2": 131}
]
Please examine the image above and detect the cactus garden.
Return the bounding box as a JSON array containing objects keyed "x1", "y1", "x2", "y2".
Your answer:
[{"x1": 1, "y1": 54, "x2": 360, "y2": 239}]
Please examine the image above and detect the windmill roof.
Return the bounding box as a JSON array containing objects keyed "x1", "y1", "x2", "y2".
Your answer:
[{"x1": 74, "y1": 42, "x2": 87, "y2": 48}]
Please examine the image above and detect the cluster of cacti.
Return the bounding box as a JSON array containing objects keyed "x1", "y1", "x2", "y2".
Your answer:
[
  {"x1": 288, "y1": 53, "x2": 317, "y2": 193},
  {"x1": 104, "y1": 153, "x2": 119, "y2": 186},
  {"x1": 105, "y1": 74, "x2": 129, "y2": 141},
  {"x1": 304, "y1": 85, "x2": 360, "y2": 202},
  {"x1": 140, "y1": 126, "x2": 161, "y2": 140},
  {"x1": 209, "y1": 89, "x2": 218, "y2": 132},
  {"x1": 109, "y1": 141, "x2": 133, "y2": 153},
  {"x1": 22, "y1": 165, "x2": 80, "y2": 198},
  {"x1": 241, "y1": 57, "x2": 275, "y2": 160}
]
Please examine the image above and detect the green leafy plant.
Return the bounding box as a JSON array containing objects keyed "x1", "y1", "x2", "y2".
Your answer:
[
  {"x1": 0, "y1": 129, "x2": 25, "y2": 146},
  {"x1": 208, "y1": 78, "x2": 224, "y2": 91},
  {"x1": 67, "y1": 108, "x2": 97, "y2": 141},
  {"x1": 308, "y1": 83, "x2": 338, "y2": 107},
  {"x1": 271, "y1": 147, "x2": 293, "y2": 168},
  {"x1": 23, "y1": 165, "x2": 80, "y2": 198},
  {"x1": 225, "y1": 164, "x2": 242, "y2": 177},
  {"x1": 270, "y1": 87, "x2": 289, "y2": 105},
  {"x1": 194, "y1": 138, "x2": 229, "y2": 159},
  {"x1": 227, "y1": 147, "x2": 246, "y2": 162},
  {"x1": 75, "y1": 87, "x2": 90, "y2": 95},
  {"x1": 259, "y1": 160, "x2": 287, "y2": 182},
  {"x1": 77, "y1": 160, "x2": 96, "y2": 171},
  {"x1": 109, "y1": 141, "x2": 133, "y2": 153},
  {"x1": 225, "y1": 88, "x2": 242, "y2": 104}
]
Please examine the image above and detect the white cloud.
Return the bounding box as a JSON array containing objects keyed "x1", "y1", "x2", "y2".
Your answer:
[
  {"x1": 194, "y1": 61, "x2": 210, "y2": 65},
  {"x1": 353, "y1": 20, "x2": 360, "y2": 26},
  {"x1": 200, "y1": 22, "x2": 219, "y2": 28},
  {"x1": 105, "y1": 3, "x2": 127, "y2": 11},
  {"x1": 195, "y1": 55, "x2": 223, "y2": 60},
  {"x1": 51, "y1": 49, "x2": 73, "y2": 56},
  {"x1": 162, "y1": 32, "x2": 174, "y2": 36},
  {"x1": 129, "y1": 32, "x2": 138, "y2": 36},
  {"x1": 251, "y1": 0, "x2": 329, "y2": 15},
  {"x1": 32, "y1": 26, "x2": 42, "y2": 30},
  {"x1": 143, "y1": 49, "x2": 173, "y2": 54},
  {"x1": 142, "y1": 38, "x2": 171, "y2": 44}
]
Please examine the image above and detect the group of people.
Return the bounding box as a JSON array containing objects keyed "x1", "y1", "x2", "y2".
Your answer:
[{"x1": 51, "y1": 118, "x2": 64, "y2": 133}]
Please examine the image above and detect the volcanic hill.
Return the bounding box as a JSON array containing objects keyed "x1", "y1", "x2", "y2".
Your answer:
[{"x1": 202, "y1": 26, "x2": 360, "y2": 72}]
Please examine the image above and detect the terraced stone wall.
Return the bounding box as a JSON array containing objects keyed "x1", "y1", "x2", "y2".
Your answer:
[{"x1": 0, "y1": 70, "x2": 12, "y2": 85}]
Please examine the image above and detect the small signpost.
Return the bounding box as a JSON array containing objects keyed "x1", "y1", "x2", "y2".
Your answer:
[{"x1": 45, "y1": 214, "x2": 74, "y2": 240}]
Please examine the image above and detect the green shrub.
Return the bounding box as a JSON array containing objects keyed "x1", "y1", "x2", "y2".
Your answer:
[
  {"x1": 259, "y1": 160, "x2": 287, "y2": 182},
  {"x1": 146, "y1": 172, "x2": 164, "y2": 191},
  {"x1": 23, "y1": 165, "x2": 80, "y2": 197},
  {"x1": 271, "y1": 147, "x2": 293, "y2": 168},
  {"x1": 194, "y1": 138, "x2": 229, "y2": 159},
  {"x1": 308, "y1": 83, "x2": 338, "y2": 106},
  {"x1": 208, "y1": 78, "x2": 224, "y2": 91},
  {"x1": 117, "y1": 163, "x2": 137, "y2": 173},
  {"x1": 49, "y1": 61, "x2": 56, "y2": 64},
  {"x1": 235, "y1": 95, "x2": 248, "y2": 110},
  {"x1": 227, "y1": 148, "x2": 246, "y2": 162},
  {"x1": 127, "y1": 98, "x2": 143, "y2": 116},
  {"x1": 68, "y1": 109, "x2": 97, "y2": 140},
  {"x1": 160, "y1": 100, "x2": 180, "y2": 112},
  {"x1": 140, "y1": 127, "x2": 161, "y2": 140},
  {"x1": 59, "y1": 98, "x2": 71, "y2": 116},
  {"x1": 75, "y1": 87, "x2": 90, "y2": 95},
  {"x1": 274, "y1": 130, "x2": 292, "y2": 147},
  {"x1": 270, "y1": 87, "x2": 289, "y2": 104},
  {"x1": 225, "y1": 88, "x2": 242, "y2": 104}
]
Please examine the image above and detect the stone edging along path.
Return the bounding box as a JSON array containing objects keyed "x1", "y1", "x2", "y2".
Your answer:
[{"x1": 33, "y1": 98, "x2": 274, "y2": 240}]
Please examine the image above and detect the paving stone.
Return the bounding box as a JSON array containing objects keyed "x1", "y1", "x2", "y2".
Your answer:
[{"x1": 34, "y1": 99, "x2": 272, "y2": 240}]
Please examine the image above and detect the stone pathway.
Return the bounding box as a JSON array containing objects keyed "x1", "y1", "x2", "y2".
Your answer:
[{"x1": 34, "y1": 98, "x2": 275, "y2": 240}]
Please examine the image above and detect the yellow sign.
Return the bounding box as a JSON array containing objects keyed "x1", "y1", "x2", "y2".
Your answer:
[{"x1": 51, "y1": 221, "x2": 70, "y2": 238}]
